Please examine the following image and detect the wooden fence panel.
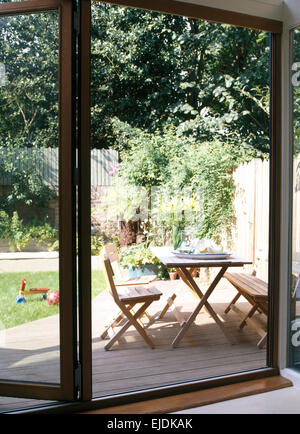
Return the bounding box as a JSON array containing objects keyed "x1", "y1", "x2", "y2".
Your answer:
[
  {"x1": 0, "y1": 147, "x2": 118, "y2": 186},
  {"x1": 232, "y1": 156, "x2": 300, "y2": 282},
  {"x1": 232, "y1": 158, "x2": 270, "y2": 282}
]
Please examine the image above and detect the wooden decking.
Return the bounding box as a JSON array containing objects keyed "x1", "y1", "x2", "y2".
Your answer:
[{"x1": 0, "y1": 277, "x2": 268, "y2": 412}]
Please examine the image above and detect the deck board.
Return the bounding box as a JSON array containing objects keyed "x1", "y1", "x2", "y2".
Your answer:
[
  {"x1": 0, "y1": 278, "x2": 267, "y2": 412},
  {"x1": 93, "y1": 279, "x2": 267, "y2": 396}
]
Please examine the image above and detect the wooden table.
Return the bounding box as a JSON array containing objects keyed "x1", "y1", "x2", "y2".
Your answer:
[{"x1": 152, "y1": 247, "x2": 252, "y2": 348}]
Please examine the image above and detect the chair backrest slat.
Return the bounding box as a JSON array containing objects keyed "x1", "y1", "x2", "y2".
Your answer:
[
  {"x1": 102, "y1": 243, "x2": 127, "y2": 280},
  {"x1": 100, "y1": 252, "x2": 120, "y2": 303}
]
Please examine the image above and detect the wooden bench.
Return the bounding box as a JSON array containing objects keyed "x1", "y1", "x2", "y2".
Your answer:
[{"x1": 224, "y1": 272, "x2": 268, "y2": 349}]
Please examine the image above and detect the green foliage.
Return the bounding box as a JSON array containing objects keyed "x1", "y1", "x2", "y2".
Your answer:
[
  {"x1": 0, "y1": 209, "x2": 10, "y2": 234},
  {"x1": 91, "y1": 234, "x2": 104, "y2": 256},
  {"x1": 186, "y1": 142, "x2": 236, "y2": 241},
  {"x1": 114, "y1": 123, "x2": 176, "y2": 188},
  {"x1": 119, "y1": 243, "x2": 168, "y2": 279},
  {"x1": 0, "y1": 12, "x2": 59, "y2": 147},
  {"x1": 0, "y1": 211, "x2": 58, "y2": 251},
  {"x1": 0, "y1": 211, "x2": 29, "y2": 251},
  {"x1": 151, "y1": 140, "x2": 238, "y2": 243},
  {"x1": 0, "y1": 12, "x2": 59, "y2": 214},
  {"x1": 26, "y1": 220, "x2": 58, "y2": 244},
  {"x1": 0, "y1": 6, "x2": 270, "y2": 249},
  {"x1": 91, "y1": 4, "x2": 270, "y2": 154},
  {"x1": 172, "y1": 225, "x2": 183, "y2": 250},
  {"x1": 0, "y1": 146, "x2": 57, "y2": 211},
  {"x1": 0, "y1": 6, "x2": 270, "y2": 157},
  {"x1": 106, "y1": 123, "x2": 242, "y2": 244},
  {"x1": 119, "y1": 242, "x2": 161, "y2": 268},
  {"x1": 294, "y1": 85, "x2": 300, "y2": 156},
  {"x1": 293, "y1": 28, "x2": 300, "y2": 156}
]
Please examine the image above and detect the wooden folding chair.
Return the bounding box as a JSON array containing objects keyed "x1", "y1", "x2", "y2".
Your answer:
[
  {"x1": 100, "y1": 253, "x2": 163, "y2": 350},
  {"x1": 102, "y1": 243, "x2": 157, "y2": 286},
  {"x1": 102, "y1": 243, "x2": 159, "y2": 322}
]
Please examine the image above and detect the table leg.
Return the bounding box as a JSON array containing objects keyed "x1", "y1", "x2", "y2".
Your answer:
[
  {"x1": 172, "y1": 266, "x2": 233, "y2": 347},
  {"x1": 177, "y1": 267, "x2": 211, "y2": 317},
  {"x1": 257, "y1": 332, "x2": 267, "y2": 349}
]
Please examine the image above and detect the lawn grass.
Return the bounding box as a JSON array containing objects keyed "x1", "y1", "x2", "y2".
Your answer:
[{"x1": 0, "y1": 269, "x2": 106, "y2": 330}]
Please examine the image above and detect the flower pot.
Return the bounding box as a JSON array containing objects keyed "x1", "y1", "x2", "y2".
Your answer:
[
  {"x1": 168, "y1": 271, "x2": 178, "y2": 280},
  {"x1": 129, "y1": 264, "x2": 160, "y2": 278}
]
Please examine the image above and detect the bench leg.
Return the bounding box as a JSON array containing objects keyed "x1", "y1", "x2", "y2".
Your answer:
[
  {"x1": 239, "y1": 304, "x2": 259, "y2": 329},
  {"x1": 157, "y1": 294, "x2": 186, "y2": 327},
  {"x1": 158, "y1": 293, "x2": 177, "y2": 320},
  {"x1": 225, "y1": 293, "x2": 241, "y2": 314},
  {"x1": 257, "y1": 332, "x2": 267, "y2": 349}
]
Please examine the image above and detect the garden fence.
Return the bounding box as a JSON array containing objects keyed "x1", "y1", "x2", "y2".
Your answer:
[
  {"x1": 230, "y1": 156, "x2": 300, "y2": 283},
  {"x1": 231, "y1": 158, "x2": 270, "y2": 282},
  {"x1": 1, "y1": 146, "x2": 299, "y2": 282},
  {"x1": 0, "y1": 147, "x2": 118, "y2": 186}
]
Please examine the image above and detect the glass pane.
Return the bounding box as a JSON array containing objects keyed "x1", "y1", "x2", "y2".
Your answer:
[
  {"x1": 290, "y1": 27, "x2": 300, "y2": 368},
  {"x1": 0, "y1": 10, "x2": 60, "y2": 394},
  {"x1": 91, "y1": 3, "x2": 270, "y2": 398}
]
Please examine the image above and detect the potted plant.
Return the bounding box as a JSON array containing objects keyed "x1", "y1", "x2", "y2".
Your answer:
[
  {"x1": 168, "y1": 268, "x2": 178, "y2": 280},
  {"x1": 172, "y1": 224, "x2": 183, "y2": 251},
  {"x1": 120, "y1": 243, "x2": 167, "y2": 279}
]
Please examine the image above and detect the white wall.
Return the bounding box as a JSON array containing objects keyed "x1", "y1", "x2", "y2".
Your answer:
[
  {"x1": 280, "y1": 0, "x2": 300, "y2": 369},
  {"x1": 175, "y1": 0, "x2": 284, "y2": 21},
  {"x1": 284, "y1": 0, "x2": 300, "y2": 29}
]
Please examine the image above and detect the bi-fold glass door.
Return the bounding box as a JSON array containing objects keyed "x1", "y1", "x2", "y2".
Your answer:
[
  {"x1": 0, "y1": 0, "x2": 282, "y2": 412},
  {"x1": 289, "y1": 26, "x2": 300, "y2": 369},
  {"x1": 0, "y1": 0, "x2": 77, "y2": 406},
  {"x1": 78, "y1": 0, "x2": 281, "y2": 403}
]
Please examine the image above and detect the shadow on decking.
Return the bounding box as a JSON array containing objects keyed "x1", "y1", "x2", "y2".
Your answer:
[
  {"x1": 0, "y1": 279, "x2": 268, "y2": 410},
  {"x1": 91, "y1": 283, "x2": 268, "y2": 397}
]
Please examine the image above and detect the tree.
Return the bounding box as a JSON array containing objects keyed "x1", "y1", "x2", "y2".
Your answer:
[
  {"x1": 104, "y1": 123, "x2": 238, "y2": 246},
  {"x1": 0, "y1": 5, "x2": 270, "y2": 155},
  {"x1": 91, "y1": 4, "x2": 270, "y2": 154},
  {"x1": 292, "y1": 28, "x2": 300, "y2": 156},
  {"x1": 0, "y1": 11, "x2": 59, "y2": 148},
  {"x1": 0, "y1": 11, "x2": 59, "y2": 214}
]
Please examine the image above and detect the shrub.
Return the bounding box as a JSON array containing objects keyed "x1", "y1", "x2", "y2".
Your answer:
[
  {"x1": 91, "y1": 234, "x2": 104, "y2": 256},
  {"x1": 119, "y1": 242, "x2": 167, "y2": 279},
  {"x1": 119, "y1": 243, "x2": 161, "y2": 268},
  {"x1": 0, "y1": 145, "x2": 57, "y2": 213},
  {"x1": 0, "y1": 211, "x2": 58, "y2": 251},
  {"x1": 105, "y1": 123, "x2": 241, "y2": 245}
]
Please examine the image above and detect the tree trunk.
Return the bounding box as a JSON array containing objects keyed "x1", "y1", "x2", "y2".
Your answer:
[{"x1": 119, "y1": 220, "x2": 137, "y2": 247}]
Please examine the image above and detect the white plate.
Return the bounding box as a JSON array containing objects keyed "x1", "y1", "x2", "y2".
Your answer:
[{"x1": 171, "y1": 251, "x2": 232, "y2": 260}]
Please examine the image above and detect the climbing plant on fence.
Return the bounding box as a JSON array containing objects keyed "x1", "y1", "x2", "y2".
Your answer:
[
  {"x1": 103, "y1": 122, "x2": 249, "y2": 246},
  {"x1": 0, "y1": 146, "x2": 57, "y2": 212}
]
